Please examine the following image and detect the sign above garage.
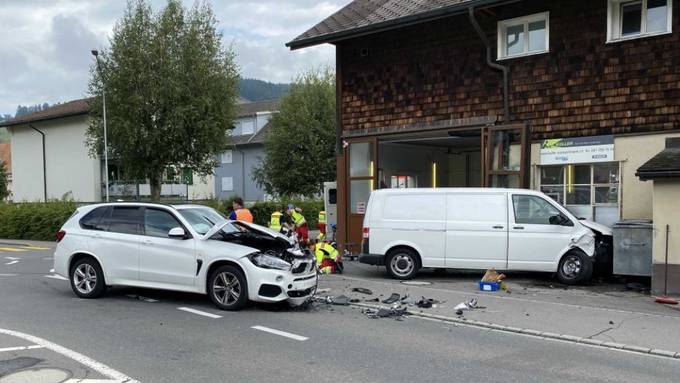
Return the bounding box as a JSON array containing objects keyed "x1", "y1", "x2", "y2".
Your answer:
[{"x1": 540, "y1": 135, "x2": 614, "y2": 165}]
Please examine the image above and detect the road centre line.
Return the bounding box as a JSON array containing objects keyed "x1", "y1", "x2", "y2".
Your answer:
[
  {"x1": 177, "y1": 306, "x2": 222, "y2": 318},
  {"x1": 0, "y1": 247, "x2": 28, "y2": 252},
  {"x1": 5, "y1": 260, "x2": 19, "y2": 265},
  {"x1": 0, "y1": 328, "x2": 139, "y2": 382},
  {"x1": 251, "y1": 326, "x2": 309, "y2": 341},
  {"x1": 0, "y1": 344, "x2": 45, "y2": 353}
]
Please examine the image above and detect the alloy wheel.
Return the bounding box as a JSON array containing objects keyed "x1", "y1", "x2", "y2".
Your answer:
[
  {"x1": 73, "y1": 263, "x2": 97, "y2": 295},
  {"x1": 212, "y1": 272, "x2": 241, "y2": 305}
]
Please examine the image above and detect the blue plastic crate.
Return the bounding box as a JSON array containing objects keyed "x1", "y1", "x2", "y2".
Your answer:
[{"x1": 479, "y1": 281, "x2": 500, "y2": 291}]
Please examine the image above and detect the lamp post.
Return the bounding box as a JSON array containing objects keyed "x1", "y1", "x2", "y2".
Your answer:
[{"x1": 91, "y1": 50, "x2": 109, "y2": 202}]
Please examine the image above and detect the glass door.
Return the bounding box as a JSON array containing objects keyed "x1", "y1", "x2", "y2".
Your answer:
[
  {"x1": 346, "y1": 138, "x2": 377, "y2": 247},
  {"x1": 482, "y1": 124, "x2": 530, "y2": 188}
]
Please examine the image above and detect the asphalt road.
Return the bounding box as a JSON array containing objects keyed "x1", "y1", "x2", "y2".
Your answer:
[{"x1": 1, "y1": 245, "x2": 680, "y2": 383}]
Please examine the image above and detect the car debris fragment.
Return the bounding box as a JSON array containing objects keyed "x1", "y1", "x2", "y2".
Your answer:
[
  {"x1": 352, "y1": 287, "x2": 373, "y2": 295},
  {"x1": 400, "y1": 281, "x2": 432, "y2": 286},
  {"x1": 454, "y1": 298, "x2": 478, "y2": 316},
  {"x1": 362, "y1": 306, "x2": 409, "y2": 319},
  {"x1": 415, "y1": 297, "x2": 439, "y2": 308},
  {"x1": 381, "y1": 293, "x2": 401, "y2": 304}
]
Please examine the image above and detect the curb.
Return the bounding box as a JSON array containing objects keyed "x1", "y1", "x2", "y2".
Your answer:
[{"x1": 349, "y1": 302, "x2": 680, "y2": 360}]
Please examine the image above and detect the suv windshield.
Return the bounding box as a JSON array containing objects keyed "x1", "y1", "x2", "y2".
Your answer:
[{"x1": 178, "y1": 207, "x2": 232, "y2": 235}]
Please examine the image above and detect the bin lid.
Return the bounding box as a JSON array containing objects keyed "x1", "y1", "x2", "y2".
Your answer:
[{"x1": 613, "y1": 219, "x2": 653, "y2": 228}]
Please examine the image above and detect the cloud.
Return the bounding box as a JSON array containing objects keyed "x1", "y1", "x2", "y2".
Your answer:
[{"x1": 0, "y1": 0, "x2": 347, "y2": 115}]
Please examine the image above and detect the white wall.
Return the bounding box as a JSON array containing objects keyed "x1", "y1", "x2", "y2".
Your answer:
[
  {"x1": 10, "y1": 116, "x2": 100, "y2": 202},
  {"x1": 188, "y1": 173, "x2": 215, "y2": 199}
]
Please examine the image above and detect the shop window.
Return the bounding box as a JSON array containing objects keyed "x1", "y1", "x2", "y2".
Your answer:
[
  {"x1": 607, "y1": 0, "x2": 672, "y2": 42},
  {"x1": 497, "y1": 12, "x2": 549, "y2": 59},
  {"x1": 349, "y1": 142, "x2": 373, "y2": 177},
  {"x1": 390, "y1": 175, "x2": 417, "y2": 188}
]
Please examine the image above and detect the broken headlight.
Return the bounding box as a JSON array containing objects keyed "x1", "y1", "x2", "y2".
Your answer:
[{"x1": 248, "y1": 252, "x2": 292, "y2": 271}]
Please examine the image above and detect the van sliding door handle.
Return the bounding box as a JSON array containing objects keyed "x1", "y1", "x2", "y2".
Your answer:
[
  {"x1": 492, "y1": 225, "x2": 504, "y2": 229},
  {"x1": 513, "y1": 226, "x2": 524, "y2": 230}
]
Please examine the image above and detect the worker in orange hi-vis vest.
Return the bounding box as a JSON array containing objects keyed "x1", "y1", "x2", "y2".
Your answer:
[{"x1": 228, "y1": 197, "x2": 253, "y2": 223}]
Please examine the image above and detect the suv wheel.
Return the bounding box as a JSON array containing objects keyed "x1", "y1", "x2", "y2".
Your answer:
[
  {"x1": 386, "y1": 248, "x2": 420, "y2": 280},
  {"x1": 70, "y1": 257, "x2": 106, "y2": 298},
  {"x1": 209, "y1": 265, "x2": 248, "y2": 311},
  {"x1": 556, "y1": 249, "x2": 593, "y2": 285}
]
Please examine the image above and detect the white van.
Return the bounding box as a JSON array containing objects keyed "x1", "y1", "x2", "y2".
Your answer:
[{"x1": 359, "y1": 188, "x2": 597, "y2": 284}]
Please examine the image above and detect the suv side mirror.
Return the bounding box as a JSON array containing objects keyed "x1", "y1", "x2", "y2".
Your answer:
[{"x1": 168, "y1": 227, "x2": 186, "y2": 239}]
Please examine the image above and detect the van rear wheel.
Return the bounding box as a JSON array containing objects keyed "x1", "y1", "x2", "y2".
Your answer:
[
  {"x1": 386, "y1": 248, "x2": 420, "y2": 280},
  {"x1": 556, "y1": 249, "x2": 593, "y2": 285}
]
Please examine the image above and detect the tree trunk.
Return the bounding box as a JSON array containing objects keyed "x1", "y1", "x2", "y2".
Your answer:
[{"x1": 150, "y1": 172, "x2": 162, "y2": 201}]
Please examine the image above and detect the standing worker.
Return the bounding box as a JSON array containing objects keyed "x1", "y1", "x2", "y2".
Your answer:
[
  {"x1": 317, "y1": 210, "x2": 327, "y2": 241},
  {"x1": 228, "y1": 197, "x2": 253, "y2": 223},
  {"x1": 269, "y1": 210, "x2": 283, "y2": 232},
  {"x1": 285, "y1": 204, "x2": 308, "y2": 244}
]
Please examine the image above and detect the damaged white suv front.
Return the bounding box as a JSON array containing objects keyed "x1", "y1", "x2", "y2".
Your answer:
[{"x1": 177, "y1": 206, "x2": 318, "y2": 310}]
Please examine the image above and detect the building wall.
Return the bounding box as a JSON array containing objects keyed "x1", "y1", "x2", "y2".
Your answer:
[
  {"x1": 188, "y1": 174, "x2": 215, "y2": 200},
  {"x1": 651, "y1": 179, "x2": 680, "y2": 295},
  {"x1": 338, "y1": 0, "x2": 680, "y2": 139},
  {"x1": 10, "y1": 116, "x2": 100, "y2": 202},
  {"x1": 214, "y1": 145, "x2": 267, "y2": 202}
]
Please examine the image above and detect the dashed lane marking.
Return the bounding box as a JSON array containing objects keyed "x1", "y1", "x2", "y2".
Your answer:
[
  {"x1": 177, "y1": 307, "x2": 222, "y2": 319},
  {"x1": 0, "y1": 344, "x2": 45, "y2": 352},
  {"x1": 0, "y1": 328, "x2": 139, "y2": 382},
  {"x1": 5, "y1": 257, "x2": 19, "y2": 260},
  {"x1": 5, "y1": 260, "x2": 19, "y2": 265},
  {"x1": 45, "y1": 274, "x2": 69, "y2": 281},
  {"x1": 251, "y1": 326, "x2": 309, "y2": 341}
]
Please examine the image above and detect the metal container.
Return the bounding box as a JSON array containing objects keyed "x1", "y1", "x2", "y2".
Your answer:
[{"x1": 613, "y1": 220, "x2": 653, "y2": 276}]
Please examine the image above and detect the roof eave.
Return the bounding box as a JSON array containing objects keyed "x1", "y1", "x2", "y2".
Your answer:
[
  {"x1": 286, "y1": 0, "x2": 511, "y2": 50},
  {"x1": 0, "y1": 110, "x2": 89, "y2": 128},
  {"x1": 636, "y1": 169, "x2": 680, "y2": 181}
]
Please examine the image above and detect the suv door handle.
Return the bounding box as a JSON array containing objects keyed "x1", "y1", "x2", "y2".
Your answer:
[
  {"x1": 513, "y1": 226, "x2": 524, "y2": 230},
  {"x1": 142, "y1": 239, "x2": 154, "y2": 246},
  {"x1": 492, "y1": 225, "x2": 504, "y2": 229}
]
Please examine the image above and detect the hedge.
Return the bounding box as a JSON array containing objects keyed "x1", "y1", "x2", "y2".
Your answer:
[
  {"x1": 0, "y1": 198, "x2": 324, "y2": 241},
  {"x1": 0, "y1": 201, "x2": 77, "y2": 241}
]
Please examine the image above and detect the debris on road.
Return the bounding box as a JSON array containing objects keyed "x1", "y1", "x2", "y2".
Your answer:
[
  {"x1": 481, "y1": 268, "x2": 506, "y2": 282},
  {"x1": 454, "y1": 298, "x2": 478, "y2": 316},
  {"x1": 381, "y1": 293, "x2": 401, "y2": 304},
  {"x1": 363, "y1": 306, "x2": 409, "y2": 320},
  {"x1": 352, "y1": 287, "x2": 373, "y2": 295},
  {"x1": 365, "y1": 297, "x2": 379, "y2": 302},
  {"x1": 415, "y1": 297, "x2": 439, "y2": 309},
  {"x1": 328, "y1": 295, "x2": 350, "y2": 306}
]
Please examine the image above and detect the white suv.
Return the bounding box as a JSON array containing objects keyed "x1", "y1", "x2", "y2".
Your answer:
[{"x1": 53, "y1": 203, "x2": 317, "y2": 310}]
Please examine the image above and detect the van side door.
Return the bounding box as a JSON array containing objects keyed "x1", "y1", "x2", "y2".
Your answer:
[
  {"x1": 445, "y1": 193, "x2": 508, "y2": 269},
  {"x1": 507, "y1": 194, "x2": 576, "y2": 271}
]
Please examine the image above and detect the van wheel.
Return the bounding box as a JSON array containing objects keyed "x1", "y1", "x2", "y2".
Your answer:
[
  {"x1": 209, "y1": 265, "x2": 248, "y2": 311},
  {"x1": 386, "y1": 248, "x2": 420, "y2": 280},
  {"x1": 556, "y1": 249, "x2": 593, "y2": 285}
]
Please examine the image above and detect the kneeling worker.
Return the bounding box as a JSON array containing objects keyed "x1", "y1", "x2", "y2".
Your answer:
[{"x1": 313, "y1": 240, "x2": 342, "y2": 274}]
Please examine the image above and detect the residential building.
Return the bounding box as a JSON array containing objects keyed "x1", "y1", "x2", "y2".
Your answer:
[
  {"x1": 0, "y1": 142, "x2": 12, "y2": 200},
  {"x1": 0, "y1": 99, "x2": 215, "y2": 201},
  {"x1": 214, "y1": 99, "x2": 279, "y2": 202},
  {"x1": 289, "y1": 0, "x2": 680, "y2": 291}
]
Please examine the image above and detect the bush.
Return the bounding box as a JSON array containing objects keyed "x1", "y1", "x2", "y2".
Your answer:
[{"x1": 0, "y1": 201, "x2": 77, "y2": 241}]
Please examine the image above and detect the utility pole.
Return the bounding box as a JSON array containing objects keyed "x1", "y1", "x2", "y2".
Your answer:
[{"x1": 91, "y1": 50, "x2": 109, "y2": 202}]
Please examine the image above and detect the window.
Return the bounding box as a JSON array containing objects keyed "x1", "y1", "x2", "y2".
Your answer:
[
  {"x1": 79, "y1": 207, "x2": 109, "y2": 231},
  {"x1": 104, "y1": 207, "x2": 142, "y2": 235},
  {"x1": 221, "y1": 177, "x2": 233, "y2": 191},
  {"x1": 144, "y1": 208, "x2": 182, "y2": 238},
  {"x1": 221, "y1": 150, "x2": 233, "y2": 164},
  {"x1": 512, "y1": 195, "x2": 564, "y2": 225},
  {"x1": 328, "y1": 188, "x2": 337, "y2": 205},
  {"x1": 179, "y1": 207, "x2": 227, "y2": 235},
  {"x1": 607, "y1": 0, "x2": 672, "y2": 41},
  {"x1": 540, "y1": 163, "x2": 620, "y2": 206},
  {"x1": 498, "y1": 12, "x2": 549, "y2": 59},
  {"x1": 241, "y1": 120, "x2": 255, "y2": 135}
]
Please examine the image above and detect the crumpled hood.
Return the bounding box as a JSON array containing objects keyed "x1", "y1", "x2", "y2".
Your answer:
[{"x1": 579, "y1": 220, "x2": 613, "y2": 236}]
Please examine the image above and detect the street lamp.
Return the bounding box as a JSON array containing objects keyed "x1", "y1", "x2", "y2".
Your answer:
[{"x1": 91, "y1": 49, "x2": 109, "y2": 202}]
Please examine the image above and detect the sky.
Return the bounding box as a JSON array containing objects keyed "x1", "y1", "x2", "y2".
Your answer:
[{"x1": 0, "y1": 0, "x2": 348, "y2": 116}]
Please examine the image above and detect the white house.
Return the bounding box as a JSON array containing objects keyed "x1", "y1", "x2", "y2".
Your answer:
[{"x1": 0, "y1": 99, "x2": 215, "y2": 202}]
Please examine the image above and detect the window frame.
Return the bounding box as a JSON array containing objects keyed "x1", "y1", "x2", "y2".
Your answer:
[
  {"x1": 511, "y1": 194, "x2": 573, "y2": 226},
  {"x1": 607, "y1": 0, "x2": 673, "y2": 42},
  {"x1": 142, "y1": 207, "x2": 191, "y2": 239},
  {"x1": 497, "y1": 12, "x2": 550, "y2": 60},
  {"x1": 221, "y1": 150, "x2": 233, "y2": 164},
  {"x1": 538, "y1": 162, "x2": 621, "y2": 208},
  {"x1": 103, "y1": 206, "x2": 143, "y2": 235}
]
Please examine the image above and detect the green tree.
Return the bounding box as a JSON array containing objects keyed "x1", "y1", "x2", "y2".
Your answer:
[
  {"x1": 86, "y1": 0, "x2": 239, "y2": 200},
  {"x1": 253, "y1": 68, "x2": 336, "y2": 197},
  {"x1": 0, "y1": 160, "x2": 8, "y2": 201}
]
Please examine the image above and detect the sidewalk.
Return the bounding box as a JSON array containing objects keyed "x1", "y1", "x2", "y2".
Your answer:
[{"x1": 319, "y1": 262, "x2": 680, "y2": 355}]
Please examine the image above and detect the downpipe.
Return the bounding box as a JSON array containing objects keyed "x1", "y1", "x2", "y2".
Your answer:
[{"x1": 468, "y1": 6, "x2": 510, "y2": 123}]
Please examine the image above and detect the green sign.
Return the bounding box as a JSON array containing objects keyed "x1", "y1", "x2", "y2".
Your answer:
[{"x1": 182, "y1": 169, "x2": 193, "y2": 185}]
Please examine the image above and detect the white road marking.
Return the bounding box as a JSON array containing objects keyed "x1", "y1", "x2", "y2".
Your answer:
[
  {"x1": 5, "y1": 260, "x2": 19, "y2": 265},
  {"x1": 64, "y1": 380, "x2": 128, "y2": 383},
  {"x1": 126, "y1": 294, "x2": 158, "y2": 303},
  {"x1": 0, "y1": 328, "x2": 139, "y2": 382},
  {"x1": 177, "y1": 307, "x2": 222, "y2": 319},
  {"x1": 45, "y1": 274, "x2": 69, "y2": 281},
  {"x1": 0, "y1": 344, "x2": 45, "y2": 352},
  {"x1": 5, "y1": 257, "x2": 19, "y2": 260},
  {"x1": 0, "y1": 273, "x2": 18, "y2": 277},
  {"x1": 50, "y1": 268, "x2": 55, "y2": 272},
  {"x1": 251, "y1": 326, "x2": 309, "y2": 341}
]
